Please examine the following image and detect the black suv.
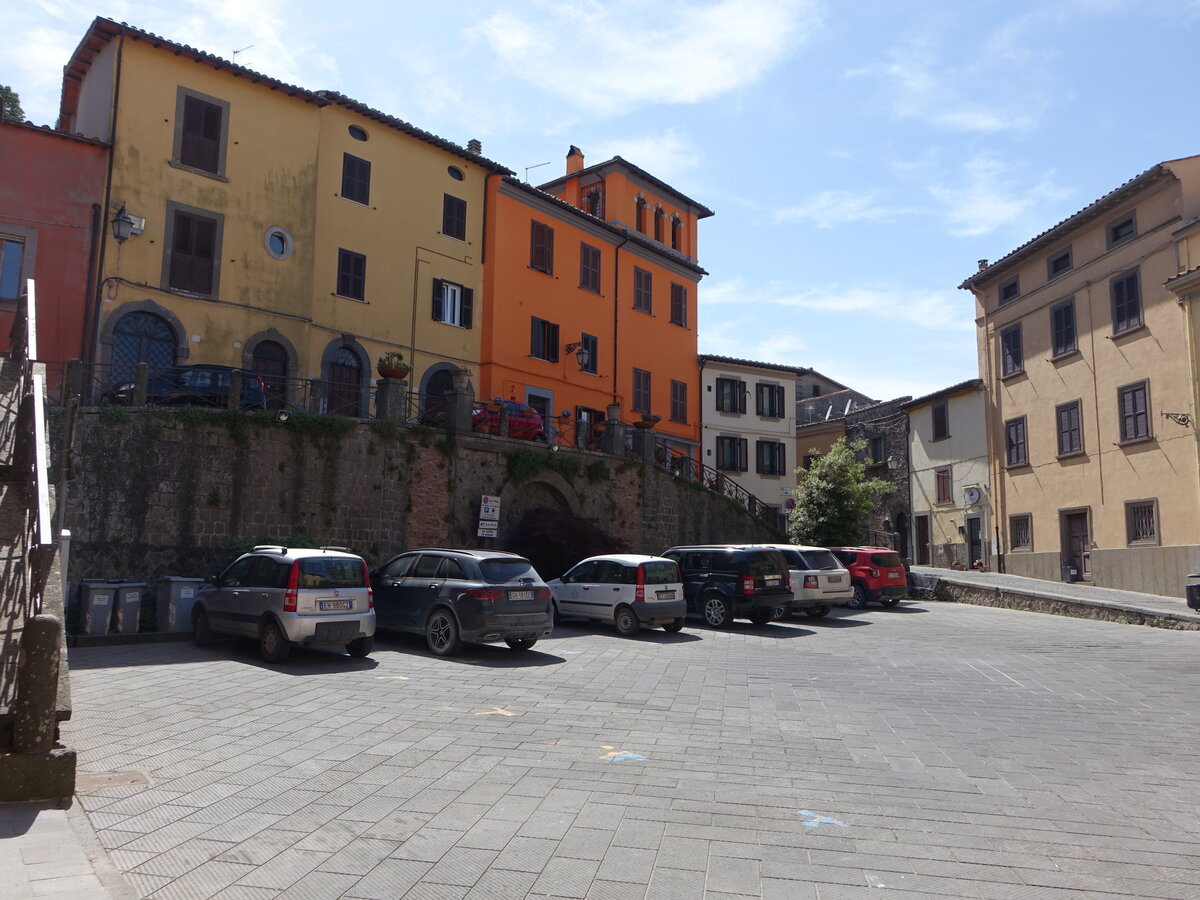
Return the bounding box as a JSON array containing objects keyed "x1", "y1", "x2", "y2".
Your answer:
[
  {"x1": 107, "y1": 364, "x2": 268, "y2": 409},
  {"x1": 660, "y1": 545, "x2": 794, "y2": 627}
]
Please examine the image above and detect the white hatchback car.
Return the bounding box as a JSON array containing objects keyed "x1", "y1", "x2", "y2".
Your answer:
[
  {"x1": 751, "y1": 544, "x2": 853, "y2": 618},
  {"x1": 548, "y1": 554, "x2": 687, "y2": 635}
]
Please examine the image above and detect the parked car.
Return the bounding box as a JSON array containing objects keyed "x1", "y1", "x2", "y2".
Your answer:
[
  {"x1": 828, "y1": 547, "x2": 908, "y2": 609},
  {"x1": 660, "y1": 545, "x2": 793, "y2": 627},
  {"x1": 749, "y1": 544, "x2": 853, "y2": 617},
  {"x1": 193, "y1": 545, "x2": 376, "y2": 663},
  {"x1": 371, "y1": 549, "x2": 554, "y2": 655},
  {"x1": 548, "y1": 554, "x2": 687, "y2": 635},
  {"x1": 472, "y1": 399, "x2": 546, "y2": 441},
  {"x1": 107, "y1": 364, "x2": 268, "y2": 409}
]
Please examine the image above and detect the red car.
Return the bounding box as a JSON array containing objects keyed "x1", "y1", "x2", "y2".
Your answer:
[
  {"x1": 828, "y1": 547, "x2": 907, "y2": 609},
  {"x1": 472, "y1": 400, "x2": 546, "y2": 441}
]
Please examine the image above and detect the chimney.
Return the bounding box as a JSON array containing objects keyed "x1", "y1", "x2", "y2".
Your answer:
[
  {"x1": 977, "y1": 259, "x2": 989, "y2": 271},
  {"x1": 566, "y1": 145, "x2": 585, "y2": 175},
  {"x1": 467, "y1": 138, "x2": 482, "y2": 155}
]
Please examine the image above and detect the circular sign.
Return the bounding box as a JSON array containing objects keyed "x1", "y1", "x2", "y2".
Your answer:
[{"x1": 964, "y1": 487, "x2": 981, "y2": 505}]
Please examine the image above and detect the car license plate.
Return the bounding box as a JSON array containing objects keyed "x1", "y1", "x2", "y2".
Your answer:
[
  {"x1": 828, "y1": 575, "x2": 842, "y2": 583},
  {"x1": 888, "y1": 572, "x2": 900, "y2": 579},
  {"x1": 509, "y1": 590, "x2": 534, "y2": 601},
  {"x1": 765, "y1": 576, "x2": 779, "y2": 585},
  {"x1": 320, "y1": 599, "x2": 352, "y2": 611},
  {"x1": 656, "y1": 590, "x2": 676, "y2": 600}
]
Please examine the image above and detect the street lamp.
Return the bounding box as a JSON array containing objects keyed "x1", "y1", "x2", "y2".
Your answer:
[
  {"x1": 111, "y1": 204, "x2": 135, "y2": 243},
  {"x1": 565, "y1": 341, "x2": 590, "y2": 371}
]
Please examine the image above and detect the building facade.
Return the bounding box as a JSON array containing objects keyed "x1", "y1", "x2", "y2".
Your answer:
[{"x1": 960, "y1": 156, "x2": 1200, "y2": 595}]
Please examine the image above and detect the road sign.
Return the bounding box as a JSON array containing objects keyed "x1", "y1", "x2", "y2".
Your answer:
[
  {"x1": 477, "y1": 521, "x2": 498, "y2": 538},
  {"x1": 480, "y1": 495, "x2": 501, "y2": 521}
]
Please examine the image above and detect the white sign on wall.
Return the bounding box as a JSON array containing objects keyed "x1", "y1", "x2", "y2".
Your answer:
[{"x1": 479, "y1": 495, "x2": 501, "y2": 521}]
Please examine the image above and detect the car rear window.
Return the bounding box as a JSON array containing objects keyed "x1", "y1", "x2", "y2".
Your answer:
[
  {"x1": 479, "y1": 558, "x2": 538, "y2": 584},
  {"x1": 831, "y1": 549, "x2": 859, "y2": 566},
  {"x1": 746, "y1": 551, "x2": 786, "y2": 577},
  {"x1": 641, "y1": 561, "x2": 680, "y2": 584},
  {"x1": 871, "y1": 552, "x2": 903, "y2": 568},
  {"x1": 179, "y1": 368, "x2": 229, "y2": 388},
  {"x1": 778, "y1": 549, "x2": 805, "y2": 567},
  {"x1": 298, "y1": 557, "x2": 364, "y2": 588},
  {"x1": 797, "y1": 549, "x2": 841, "y2": 570}
]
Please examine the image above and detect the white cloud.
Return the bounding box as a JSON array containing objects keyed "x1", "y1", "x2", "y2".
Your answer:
[
  {"x1": 586, "y1": 129, "x2": 700, "y2": 179},
  {"x1": 472, "y1": 0, "x2": 822, "y2": 115},
  {"x1": 928, "y1": 155, "x2": 1071, "y2": 237},
  {"x1": 775, "y1": 190, "x2": 905, "y2": 228}
]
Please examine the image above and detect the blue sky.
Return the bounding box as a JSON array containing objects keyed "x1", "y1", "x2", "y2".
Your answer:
[{"x1": 5, "y1": 1, "x2": 1200, "y2": 400}]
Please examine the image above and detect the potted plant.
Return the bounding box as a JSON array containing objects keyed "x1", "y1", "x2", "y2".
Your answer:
[
  {"x1": 377, "y1": 350, "x2": 410, "y2": 380},
  {"x1": 634, "y1": 413, "x2": 661, "y2": 430},
  {"x1": 451, "y1": 366, "x2": 472, "y2": 391},
  {"x1": 606, "y1": 400, "x2": 621, "y2": 422}
]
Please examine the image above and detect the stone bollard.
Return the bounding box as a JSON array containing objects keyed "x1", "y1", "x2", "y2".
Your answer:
[
  {"x1": 499, "y1": 404, "x2": 511, "y2": 438},
  {"x1": 133, "y1": 362, "x2": 149, "y2": 406},
  {"x1": 13, "y1": 615, "x2": 62, "y2": 753},
  {"x1": 375, "y1": 377, "x2": 410, "y2": 422},
  {"x1": 444, "y1": 385, "x2": 474, "y2": 435},
  {"x1": 632, "y1": 428, "x2": 656, "y2": 463},
  {"x1": 227, "y1": 369, "x2": 242, "y2": 409}
]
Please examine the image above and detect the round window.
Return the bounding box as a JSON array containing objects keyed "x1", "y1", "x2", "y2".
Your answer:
[
  {"x1": 447, "y1": 166, "x2": 464, "y2": 181},
  {"x1": 264, "y1": 227, "x2": 294, "y2": 260},
  {"x1": 348, "y1": 125, "x2": 368, "y2": 141}
]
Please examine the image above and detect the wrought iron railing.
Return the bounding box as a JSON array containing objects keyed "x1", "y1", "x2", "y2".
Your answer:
[{"x1": 654, "y1": 440, "x2": 787, "y2": 533}]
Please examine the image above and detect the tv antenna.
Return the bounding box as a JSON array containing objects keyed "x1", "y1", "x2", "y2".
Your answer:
[
  {"x1": 524, "y1": 162, "x2": 550, "y2": 183},
  {"x1": 232, "y1": 44, "x2": 255, "y2": 62}
]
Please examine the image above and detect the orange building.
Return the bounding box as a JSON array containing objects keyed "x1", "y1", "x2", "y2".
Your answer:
[{"x1": 481, "y1": 147, "x2": 711, "y2": 456}]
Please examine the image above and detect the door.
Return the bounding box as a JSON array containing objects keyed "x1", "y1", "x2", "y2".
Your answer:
[
  {"x1": 1063, "y1": 512, "x2": 1090, "y2": 581},
  {"x1": 211, "y1": 556, "x2": 258, "y2": 636},
  {"x1": 966, "y1": 517, "x2": 983, "y2": 568},
  {"x1": 914, "y1": 515, "x2": 931, "y2": 565},
  {"x1": 402, "y1": 554, "x2": 445, "y2": 630},
  {"x1": 373, "y1": 554, "x2": 418, "y2": 629},
  {"x1": 557, "y1": 560, "x2": 596, "y2": 617}
]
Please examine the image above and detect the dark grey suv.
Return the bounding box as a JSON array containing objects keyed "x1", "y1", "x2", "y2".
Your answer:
[
  {"x1": 371, "y1": 549, "x2": 554, "y2": 656},
  {"x1": 660, "y1": 545, "x2": 794, "y2": 627}
]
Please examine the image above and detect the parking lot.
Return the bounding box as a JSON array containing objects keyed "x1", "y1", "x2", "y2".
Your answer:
[{"x1": 66, "y1": 601, "x2": 1200, "y2": 899}]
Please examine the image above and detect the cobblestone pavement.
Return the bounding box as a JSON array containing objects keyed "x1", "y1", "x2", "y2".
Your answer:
[{"x1": 61, "y1": 602, "x2": 1200, "y2": 899}]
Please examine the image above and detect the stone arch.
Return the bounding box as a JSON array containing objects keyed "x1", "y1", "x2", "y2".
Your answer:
[
  {"x1": 242, "y1": 328, "x2": 299, "y2": 409},
  {"x1": 99, "y1": 298, "x2": 188, "y2": 365},
  {"x1": 417, "y1": 361, "x2": 470, "y2": 424},
  {"x1": 499, "y1": 471, "x2": 580, "y2": 532},
  {"x1": 319, "y1": 336, "x2": 371, "y2": 416}
]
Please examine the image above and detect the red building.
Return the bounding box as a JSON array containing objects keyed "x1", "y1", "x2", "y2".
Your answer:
[{"x1": 0, "y1": 120, "x2": 107, "y2": 364}]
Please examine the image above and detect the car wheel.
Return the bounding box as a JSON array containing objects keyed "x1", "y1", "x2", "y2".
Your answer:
[
  {"x1": 805, "y1": 605, "x2": 830, "y2": 619},
  {"x1": 748, "y1": 608, "x2": 774, "y2": 626},
  {"x1": 426, "y1": 608, "x2": 461, "y2": 657},
  {"x1": 259, "y1": 619, "x2": 290, "y2": 663},
  {"x1": 883, "y1": 597, "x2": 902, "y2": 608},
  {"x1": 663, "y1": 617, "x2": 685, "y2": 633},
  {"x1": 848, "y1": 585, "x2": 869, "y2": 610},
  {"x1": 702, "y1": 593, "x2": 733, "y2": 628},
  {"x1": 614, "y1": 605, "x2": 640, "y2": 637},
  {"x1": 552, "y1": 601, "x2": 562, "y2": 626},
  {"x1": 193, "y1": 606, "x2": 212, "y2": 646},
  {"x1": 505, "y1": 638, "x2": 537, "y2": 651},
  {"x1": 347, "y1": 636, "x2": 374, "y2": 658}
]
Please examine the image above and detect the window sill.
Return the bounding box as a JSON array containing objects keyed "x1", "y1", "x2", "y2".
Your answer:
[
  {"x1": 1126, "y1": 540, "x2": 1160, "y2": 548},
  {"x1": 1109, "y1": 323, "x2": 1146, "y2": 341},
  {"x1": 1056, "y1": 450, "x2": 1085, "y2": 461},
  {"x1": 528, "y1": 266, "x2": 553, "y2": 276},
  {"x1": 633, "y1": 307, "x2": 653, "y2": 316},
  {"x1": 1117, "y1": 435, "x2": 1154, "y2": 448},
  {"x1": 333, "y1": 293, "x2": 368, "y2": 303},
  {"x1": 1000, "y1": 369, "x2": 1026, "y2": 382},
  {"x1": 930, "y1": 435, "x2": 950, "y2": 443},
  {"x1": 168, "y1": 160, "x2": 228, "y2": 182},
  {"x1": 1004, "y1": 462, "x2": 1030, "y2": 471},
  {"x1": 1050, "y1": 349, "x2": 1080, "y2": 364}
]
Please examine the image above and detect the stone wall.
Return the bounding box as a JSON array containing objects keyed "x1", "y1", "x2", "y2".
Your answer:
[{"x1": 55, "y1": 408, "x2": 779, "y2": 591}]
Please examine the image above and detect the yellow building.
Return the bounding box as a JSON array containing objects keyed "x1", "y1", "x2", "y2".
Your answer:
[
  {"x1": 59, "y1": 17, "x2": 510, "y2": 413},
  {"x1": 960, "y1": 156, "x2": 1200, "y2": 595}
]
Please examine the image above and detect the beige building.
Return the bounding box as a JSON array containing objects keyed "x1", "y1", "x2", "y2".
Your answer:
[
  {"x1": 698, "y1": 355, "x2": 801, "y2": 513},
  {"x1": 904, "y1": 380, "x2": 989, "y2": 568},
  {"x1": 960, "y1": 156, "x2": 1200, "y2": 596}
]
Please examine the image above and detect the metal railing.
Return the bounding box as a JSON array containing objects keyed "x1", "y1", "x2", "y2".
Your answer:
[{"x1": 654, "y1": 440, "x2": 787, "y2": 533}]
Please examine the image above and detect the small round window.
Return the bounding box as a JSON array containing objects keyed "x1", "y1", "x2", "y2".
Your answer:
[
  {"x1": 348, "y1": 125, "x2": 368, "y2": 141},
  {"x1": 264, "y1": 227, "x2": 294, "y2": 260},
  {"x1": 447, "y1": 166, "x2": 464, "y2": 181}
]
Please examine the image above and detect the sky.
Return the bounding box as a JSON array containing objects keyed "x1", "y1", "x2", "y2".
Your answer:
[{"x1": 4, "y1": 0, "x2": 1200, "y2": 401}]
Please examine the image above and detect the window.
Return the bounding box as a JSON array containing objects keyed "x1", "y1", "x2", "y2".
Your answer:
[
  {"x1": 635, "y1": 197, "x2": 646, "y2": 233},
  {"x1": 756, "y1": 441, "x2": 787, "y2": 476},
  {"x1": 264, "y1": 227, "x2": 293, "y2": 260},
  {"x1": 166, "y1": 205, "x2": 222, "y2": 296},
  {"x1": 632, "y1": 368, "x2": 651, "y2": 413},
  {"x1": 111, "y1": 311, "x2": 177, "y2": 382},
  {"x1": 0, "y1": 238, "x2": 24, "y2": 300},
  {"x1": 432, "y1": 278, "x2": 473, "y2": 328},
  {"x1": 654, "y1": 208, "x2": 664, "y2": 242},
  {"x1": 1005, "y1": 417, "x2": 1028, "y2": 467},
  {"x1": 669, "y1": 380, "x2": 687, "y2": 423},
  {"x1": 670, "y1": 283, "x2": 687, "y2": 326},
  {"x1": 1107, "y1": 212, "x2": 1137, "y2": 249},
  {"x1": 1056, "y1": 401, "x2": 1082, "y2": 456},
  {"x1": 1051, "y1": 299, "x2": 1076, "y2": 357},
  {"x1": 1126, "y1": 500, "x2": 1158, "y2": 545},
  {"x1": 530, "y1": 220, "x2": 554, "y2": 273},
  {"x1": 584, "y1": 188, "x2": 603, "y2": 217},
  {"x1": 1047, "y1": 248, "x2": 1072, "y2": 279},
  {"x1": 1118, "y1": 381, "x2": 1150, "y2": 442},
  {"x1": 175, "y1": 89, "x2": 228, "y2": 176},
  {"x1": 442, "y1": 195, "x2": 467, "y2": 240},
  {"x1": 932, "y1": 400, "x2": 949, "y2": 440},
  {"x1": 1009, "y1": 514, "x2": 1032, "y2": 550},
  {"x1": 1001, "y1": 324, "x2": 1023, "y2": 377},
  {"x1": 341, "y1": 153, "x2": 371, "y2": 205},
  {"x1": 447, "y1": 166, "x2": 464, "y2": 180},
  {"x1": 869, "y1": 436, "x2": 886, "y2": 464},
  {"x1": 530, "y1": 317, "x2": 559, "y2": 361},
  {"x1": 999, "y1": 276, "x2": 1020, "y2": 304},
  {"x1": 1111, "y1": 269, "x2": 1142, "y2": 334},
  {"x1": 336, "y1": 249, "x2": 366, "y2": 301},
  {"x1": 580, "y1": 333, "x2": 598, "y2": 374},
  {"x1": 348, "y1": 125, "x2": 368, "y2": 141},
  {"x1": 934, "y1": 467, "x2": 951, "y2": 504},
  {"x1": 755, "y1": 383, "x2": 785, "y2": 418},
  {"x1": 802, "y1": 454, "x2": 816, "y2": 470},
  {"x1": 634, "y1": 267, "x2": 652, "y2": 312},
  {"x1": 715, "y1": 377, "x2": 746, "y2": 413},
  {"x1": 671, "y1": 216, "x2": 681, "y2": 251},
  {"x1": 580, "y1": 243, "x2": 601, "y2": 293},
  {"x1": 716, "y1": 436, "x2": 748, "y2": 472}
]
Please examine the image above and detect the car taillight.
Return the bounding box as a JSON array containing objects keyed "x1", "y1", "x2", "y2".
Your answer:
[
  {"x1": 468, "y1": 588, "x2": 504, "y2": 601},
  {"x1": 362, "y1": 560, "x2": 373, "y2": 609},
  {"x1": 535, "y1": 587, "x2": 553, "y2": 602},
  {"x1": 634, "y1": 566, "x2": 645, "y2": 602},
  {"x1": 869, "y1": 567, "x2": 880, "y2": 578},
  {"x1": 803, "y1": 575, "x2": 818, "y2": 589},
  {"x1": 284, "y1": 561, "x2": 299, "y2": 612},
  {"x1": 742, "y1": 576, "x2": 755, "y2": 594}
]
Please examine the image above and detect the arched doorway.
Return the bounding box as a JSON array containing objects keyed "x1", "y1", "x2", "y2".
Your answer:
[
  {"x1": 111, "y1": 311, "x2": 177, "y2": 382},
  {"x1": 326, "y1": 346, "x2": 362, "y2": 416},
  {"x1": 251, "y1": 340, "x2": 288, "y2": 409},
  {"x1": 420, "y1": 366, "x2": 454, "y2": 425}
]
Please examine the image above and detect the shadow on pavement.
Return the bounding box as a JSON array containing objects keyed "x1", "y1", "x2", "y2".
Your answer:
[
  {"x1": 543, "y1": 620, "x2": 704, "y2": 644},
  {"x1": 373, "y1": 631, "x2": 567, "y2": 667}
]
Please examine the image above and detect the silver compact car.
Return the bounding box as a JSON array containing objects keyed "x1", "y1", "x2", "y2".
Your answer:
[
  {"x1": 751, "y1": 544, "x2": 854, "y2": 618},
  {"x1": 193, "y1": 546, "x2": 376, "y2": 663},
  {"x1": 549, "y1": 554, "x2": 687, "y2": 635}
]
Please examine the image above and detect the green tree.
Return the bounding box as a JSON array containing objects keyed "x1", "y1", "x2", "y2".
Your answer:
[
  {"x1": 788, "y1": 438, "x2": 892, "y2": 546},
  {"x1": 1, "y1": 85, "x2": 24, "y2": 122}
]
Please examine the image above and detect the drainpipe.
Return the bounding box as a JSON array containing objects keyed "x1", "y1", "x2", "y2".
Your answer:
[
  {"x1": 611, "y1": 233, "x2": 629, "y2": 406},
  {"x1": 88, "y1": 27, "x2": 126, "y2": 372},
  {"x1": 81, "y1": 203, "x2": 101, "y2": 362}
]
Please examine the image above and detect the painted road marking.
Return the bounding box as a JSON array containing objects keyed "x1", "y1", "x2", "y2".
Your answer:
[
  {"x1": 599, "y1": 745, "x2": 647, "y2": 761},
  {"x1": 374, "y1": 675, "x2": 409, "y2": 680},
  {"x1": 797, "y1": 810, "x2": 847, "y2": 828},
  {"x1": 476, "y1": 707, "x2": 515, "y2": 716}
]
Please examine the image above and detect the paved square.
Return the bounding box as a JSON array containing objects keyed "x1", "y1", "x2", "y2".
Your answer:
[{"x1": 64, "y1": 601, "x2": 1200, "y2": 898}]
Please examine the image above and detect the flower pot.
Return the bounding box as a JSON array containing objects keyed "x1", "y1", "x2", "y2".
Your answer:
[
  {"x1": 378, "y1": 366, "x2": 410, "y2": 381},
  {"x1": 633, "y1": 421, "x2": 656, "y2": 430}
]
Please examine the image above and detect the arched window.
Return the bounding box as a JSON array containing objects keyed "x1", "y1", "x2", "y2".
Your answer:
[
  {"x1": 252, "y1": 340, "x2": 288, "y2": 409},
  {"x1": 111, "y1": 311, "x2": 177, "y2": 382},
  {"x1": 635, "y1": 197, "x2": 646, "y2": 233},
  {"x1": 671, "y1": 216, "x2": 682, "y2": 251},
  {"x1": 586, "y1": 188, "x2": 602, "y2": 218},
  {"x1": 654, "y1": 208, "x2": 664, "y2": 242},
  {"x1": 326, "y1": 347, "x2": 362, "y2": 416}
]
